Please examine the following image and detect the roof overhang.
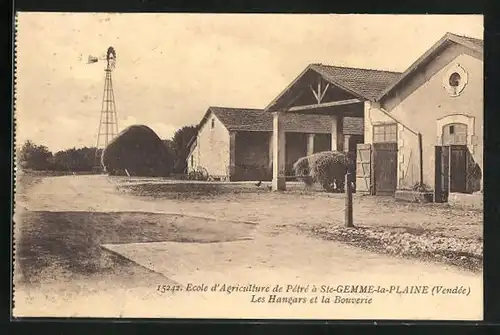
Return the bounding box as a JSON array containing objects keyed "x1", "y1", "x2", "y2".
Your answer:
[
  {"x1": 264, "y1": 65, "x2": 367, "y2": 113},
  {"x1": 376, "y1": 32, "x2": 483, "y2": 102}
]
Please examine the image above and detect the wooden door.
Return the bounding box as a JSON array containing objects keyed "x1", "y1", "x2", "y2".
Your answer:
[
  {"x1": 373, "y1": 142, "x2": 398, "y2": 195},
  {"x1": 356, "y1": 143, "x2": 372, "y2": 194},
  {"x1": 434, "y1": 146, "x2": 449, "y2": 202},
  {"x1": 449, "y1": 145, "x2": 468, "y2": 193}
]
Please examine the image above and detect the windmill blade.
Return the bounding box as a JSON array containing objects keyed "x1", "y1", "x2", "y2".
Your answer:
[{"x1": 87, "y1": 55, "x2": 99, "y2": 64}]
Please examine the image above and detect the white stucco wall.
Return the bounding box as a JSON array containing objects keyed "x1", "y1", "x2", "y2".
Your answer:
[
  {"x1": 365, "y1": 45, "x2": 483, "y2": 190},
  {"x1": 188, "y1": 112, "x2": 231, "y2": 177}
]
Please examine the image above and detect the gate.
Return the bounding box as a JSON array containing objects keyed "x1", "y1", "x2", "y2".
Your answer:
[
  {"x1": 373, "y1": 142, "x2": 398, "y2": 195},
  {"x1": 356, "y1": 143, "x2": 372, "y2": 194}
]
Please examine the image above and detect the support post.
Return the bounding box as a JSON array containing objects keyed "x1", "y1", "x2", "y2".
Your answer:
[
  {"x1": 272, "y1": 111, "x2": 286, "y2": 191},
  {"x1": 307, "y1": 134, "x2": 315, "y2": 156},
  {"x1": 418, "y1": 132, "x2": 423, "y2": 187},
  {"x1": 345, "y1": 172, "x2": 354, "y2": 228},
  {"x1": 331, "y1": 116, "x2": 338, "y2": 151},
  {"x1": 229, "y1": 131, "x2": 237, "y2": 181},
  {"x1": 343, "y1": 134, "x2": 351, "y2": 153}
]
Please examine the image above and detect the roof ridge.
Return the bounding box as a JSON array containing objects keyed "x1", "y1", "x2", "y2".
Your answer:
[
  {"x1": 311, "y1": 63, "x2": 402, "y2": 74},
  {"x1": 446, "y1": 32, "x2": 483, "y2": 41},
  {"x1": 209, "y1": 106, "x2": 263, "y2": 111}
]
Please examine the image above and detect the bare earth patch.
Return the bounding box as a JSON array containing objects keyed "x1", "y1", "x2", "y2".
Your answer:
[{"x1": 15, "y1": 210, "x2": 256, "y2": 286}]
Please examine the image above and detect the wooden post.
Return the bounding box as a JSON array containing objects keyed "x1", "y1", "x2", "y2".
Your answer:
[
  {"x1": 229, "y1": 131, "x2": 237, "y2": 181},
  {"x1": 345, "y1": 172, "x2": 354, "y2": 228},
  {"x1": 307, "y1": 134, "x2": 315, "y2": 156},
  {"x1": 418, "y1": 133, "x2": 423, "y2": 187},
  {"x1": 272, "y1": 111, "x2": 286, "y2": 191}
]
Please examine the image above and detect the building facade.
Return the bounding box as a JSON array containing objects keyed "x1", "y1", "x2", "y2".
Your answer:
[
  {"x1": 187, "y1": 107, "x2": 363, "y2": 181},
  {"x1": 364, "y1": 33, "x2": 483, "y2": 199}
]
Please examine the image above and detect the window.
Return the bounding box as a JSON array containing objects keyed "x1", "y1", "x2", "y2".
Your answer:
[
  {"x1": 190, "y1": 155, "x2": 194, "y2": 167},
  {"x1": 442, "y1": 123, "x2": 467, "y2": 145},
  {"x1": 449, "y1": 72, "x2": 461, "y2": 87},
  {"x1": 211, "y1": 119, "x2": 215, "y2": 128},
  {"x1": 373, "y1": 124, "x2": 397, "y2": 143}
]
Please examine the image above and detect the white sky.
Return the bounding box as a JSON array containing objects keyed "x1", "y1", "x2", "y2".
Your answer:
[{"x1": 15, "y1": 13, "x2": 483, "y2": 152}]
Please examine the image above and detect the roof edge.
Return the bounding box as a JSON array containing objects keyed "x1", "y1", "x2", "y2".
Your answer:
[{"x1": 376, "y1": 32, "x2": 483, "y2": 102}]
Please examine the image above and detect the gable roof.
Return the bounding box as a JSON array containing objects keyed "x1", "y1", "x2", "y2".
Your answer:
[
  {"x1": 377, "y1": 32, "x2": 483, "y2": 101},
  {"x1": 265, "y1": 64, "x2": 402, "y2": 111},
  {"x1": 209, "y1": 106, "x2": 334, "y2": 134},
  {"x1": 199, "y1": 106, "x2": 363, "y2": 135},
  {"x1": 310, "y1": 64, "x2": 402, "y2": 101}
]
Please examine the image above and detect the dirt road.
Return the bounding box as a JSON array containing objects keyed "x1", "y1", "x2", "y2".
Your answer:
[{"x1": 13, "y1": 174, "x2": 482, "y2": 319}]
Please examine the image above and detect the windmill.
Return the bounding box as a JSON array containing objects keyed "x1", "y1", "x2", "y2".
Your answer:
[{"x1": 88, "y1": 46, "x2": 119, "y2": 173}]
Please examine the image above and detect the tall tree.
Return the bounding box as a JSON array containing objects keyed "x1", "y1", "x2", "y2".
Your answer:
[
  {"x1": 18, "y1": 140, "x2": 53, "y2": 170},
  {"x1": 170, "y1": 125, "x2": 199, "y2": 173}
]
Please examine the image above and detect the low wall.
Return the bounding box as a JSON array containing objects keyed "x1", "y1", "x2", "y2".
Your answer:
[{"x1": 448, "y1": 192, "x2": 483, "y2": 211}]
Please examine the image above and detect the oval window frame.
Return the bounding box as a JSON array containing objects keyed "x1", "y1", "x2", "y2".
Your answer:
[{"x1": 442, "y1": 64, "x2": 468, "y2": 97}]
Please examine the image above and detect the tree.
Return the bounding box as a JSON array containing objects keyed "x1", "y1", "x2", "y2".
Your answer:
[
  {"x1": 18, "y1": 140, "x2": 53, "y2": 170},
  {"x1": 52, "y1": 146, "x2": 100, "y2": 172},
  {"x1": 170, "y1": 125, "x2": 199, "y2": 174}
]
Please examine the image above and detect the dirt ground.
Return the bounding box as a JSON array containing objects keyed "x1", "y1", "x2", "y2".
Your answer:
[{"x1": 12, "y1": 173, "x2": 483, "y2": 319}]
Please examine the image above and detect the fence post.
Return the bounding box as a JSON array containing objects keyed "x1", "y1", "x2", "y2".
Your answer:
[{"x1": 345, "y1": 172, "x2": 354, "y2": 228}]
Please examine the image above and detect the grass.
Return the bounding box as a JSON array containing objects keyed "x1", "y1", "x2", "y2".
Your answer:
[
  {"x1": 118, "y1": 182, "x2": 271, "y2": 200},
  {"x1": 15, "y1": 210, "x2": 257, "y2": 285}
]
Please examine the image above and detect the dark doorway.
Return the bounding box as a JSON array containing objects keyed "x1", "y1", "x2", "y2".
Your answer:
[
  {"x1": 373, "y1": 142, "x2": 398, "y2": 195},
  {"x1": 434, "y1": 145, "x2": 470, "y2": 202},
  {"x1": 449, "y1": 145, "x2": 468, "y2": 193}
]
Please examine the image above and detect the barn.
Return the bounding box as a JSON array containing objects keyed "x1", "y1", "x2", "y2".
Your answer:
[
  {"x1": 187, "y1": 32, "x2": 483, "y2": 204},
  {"x1": 364, "y1": 32, "x2": 483, "y2": 202},
  {"x1": 186, "y1": 107, "x2": 364, "y2": 181},
  {"x1": 267, "y1": 32, "x2": 483, "y2": 202}
]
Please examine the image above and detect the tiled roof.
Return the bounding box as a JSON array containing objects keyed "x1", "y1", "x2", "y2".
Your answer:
[
  {"x1": 310, "y1": 64, "x2": 402, "y2": 101},
  {"x1": 208, "y1": 107, "x2": 363, "y2": 135}
]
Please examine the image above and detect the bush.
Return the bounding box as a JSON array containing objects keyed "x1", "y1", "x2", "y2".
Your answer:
[
  {"x1": 293, "y1": 151, "x2": 353, "y2": 192},
  {"x1": 187, "y1": 166, "x2": 209, "y2": 181}
]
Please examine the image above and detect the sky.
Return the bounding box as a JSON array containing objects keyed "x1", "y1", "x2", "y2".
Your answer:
[{"x1": 15, "y1": 13, "x2": 483, "y2": 152}]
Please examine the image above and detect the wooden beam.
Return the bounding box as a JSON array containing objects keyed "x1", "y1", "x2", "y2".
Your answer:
[
  {"x1": 309, "y1": 85, "x2": 320, "y2": 103},
  {"x1": 319, "y1": 83, "x2": 330, "y2": 102},
  {"x1": 287, "y1": 99, "x2": 362, "y2": 112}
]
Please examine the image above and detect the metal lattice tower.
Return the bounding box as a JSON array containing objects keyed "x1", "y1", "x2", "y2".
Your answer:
[{"x1": 89, "y1": 47, "x2": 118, "y2": 172}]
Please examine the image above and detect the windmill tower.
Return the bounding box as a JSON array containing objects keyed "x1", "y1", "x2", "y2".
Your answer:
[{"x1": 88, "y1": 46, "x2": 119, "y2": 172}]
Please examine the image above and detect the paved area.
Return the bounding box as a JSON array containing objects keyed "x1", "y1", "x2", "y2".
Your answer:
[{"x1": 14, "y1": 174, "x2": 482, "y2": 319}]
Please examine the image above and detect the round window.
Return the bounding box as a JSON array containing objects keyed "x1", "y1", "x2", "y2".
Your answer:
[
  {"x1": 449, "y1": 72, "x2": 461, "y2": 87},
  {"x1": 443, "y1": 64, "x2": 468, "y2": 97}
]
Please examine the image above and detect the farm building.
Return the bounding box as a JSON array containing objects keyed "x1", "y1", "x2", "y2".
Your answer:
[
  {"x1": 267, "y1": 32, "x2": 483, "y2": 201},
  {"x1": 186, "y1": 106, "x2": 364, "y2": 181},
  {"x1": 187, "y1": 32, "x2": 483, "y2": 203}
]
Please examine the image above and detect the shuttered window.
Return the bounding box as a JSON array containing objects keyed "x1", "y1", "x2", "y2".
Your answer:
[{"x1": 373, "y1": 123, "x2": 397, "y2": 143}]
